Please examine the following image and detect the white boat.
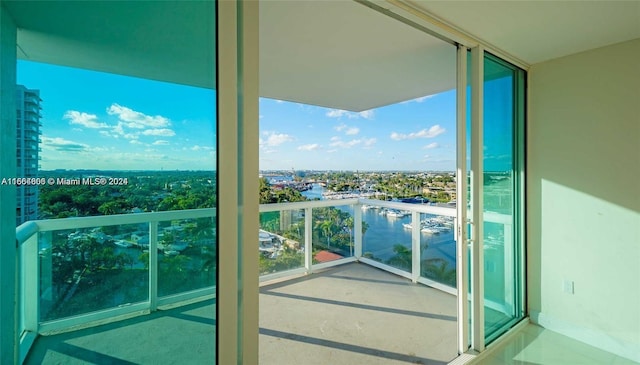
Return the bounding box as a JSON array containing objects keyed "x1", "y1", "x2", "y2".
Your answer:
[
  {"x1": 421, "y1": 226, "x2": 438, "y2": 234},
  {"x1": 259, "y1": 230, "x2": 277, "y2": 253},
  {"x1": 114, "y1": 240, "x2": 133, "y2": 248},
  {"x1": 402, "y1": 223, "x2": 413, "y2": 230},
  {"x1": 386, "y1": 209, "x2": 409, "y2": 218}
]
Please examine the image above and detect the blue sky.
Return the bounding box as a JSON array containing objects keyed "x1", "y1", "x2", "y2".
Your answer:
[
  {"x1": 259, "y1": 93, "x2": 457, "y2": 171},
  {"x1": 18, "y1": 60, "x2": 514, "y2": 172},
  {"x1": 18, "y1": 60, "x2": 216, "y2": 171}
]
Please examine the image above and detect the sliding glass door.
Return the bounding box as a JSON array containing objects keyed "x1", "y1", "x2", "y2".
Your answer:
[
  {"x1": 481, "y1": 53, "x2": 526, "y2": 344},
  {"x1": 463, "y1": 47, "x2": 526, "y2": 351}
]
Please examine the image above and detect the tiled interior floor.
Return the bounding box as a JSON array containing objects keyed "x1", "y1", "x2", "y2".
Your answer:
[{"x1": 479, "y1": 324, "x2": 639, "y2": 365}]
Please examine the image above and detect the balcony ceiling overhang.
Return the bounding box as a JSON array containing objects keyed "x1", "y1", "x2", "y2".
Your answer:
[{"x1": 4, "y1": 0, "x2": 639, "y2": 112}]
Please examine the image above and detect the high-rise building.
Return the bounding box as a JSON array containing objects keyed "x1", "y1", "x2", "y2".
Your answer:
[{"x1": 16, "y1": 85, "x2": 41, "y2": 226}]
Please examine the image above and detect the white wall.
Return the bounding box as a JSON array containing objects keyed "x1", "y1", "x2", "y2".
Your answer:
[{"x1": 528, "y1": 38, "x2": 640, "y2": 362}]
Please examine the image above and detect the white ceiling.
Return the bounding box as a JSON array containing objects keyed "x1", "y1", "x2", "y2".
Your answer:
[
  {"x1": 3, "y1": 0, "x2": 639, "y2": 111},
  {"x1": 409, "y1": 0, "x2": 640, "y2": 65}
]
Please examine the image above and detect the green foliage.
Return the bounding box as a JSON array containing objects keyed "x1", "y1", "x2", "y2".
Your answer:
[
  {"x1": 310, "y1": 207, "x2": 366, "y2": 257},
  {"x1": 259, "y1": 177, "x2": 307, "y2": 204},
  {"x1": 421, "y1": 258, "x2": 456, "y2": 287},
  {"x1": 38, "y1": 171, "x2": 216, "y2": 219},
  {"x1": 386, "y1": 244, "x2": 412, "y2": 271},
  {"x1": 259, "y1": 249, "x2": 304, "y2": 275},
  {"x1": 381, "y1": 244, "x2": 457, "y2": 287}
]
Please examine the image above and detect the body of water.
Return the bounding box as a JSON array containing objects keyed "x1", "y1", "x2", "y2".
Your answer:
[{"x1": 302, "y1": 184, "x2": 457, "y2": 268}]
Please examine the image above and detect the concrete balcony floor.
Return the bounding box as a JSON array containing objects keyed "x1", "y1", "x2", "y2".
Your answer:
[
  {"x1": 25, "y1": 262, "x2": 458, "y2": 364},
  {"x1": 259, "y1": 263, "x2": 458, "y2": 365}
]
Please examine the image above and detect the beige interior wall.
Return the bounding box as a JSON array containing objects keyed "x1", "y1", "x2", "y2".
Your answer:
[{"x1": 527, "y1": 38, "x2": 640, "y2": 361}]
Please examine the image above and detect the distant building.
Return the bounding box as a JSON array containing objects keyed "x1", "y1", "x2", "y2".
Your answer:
[{"x1": 16, "y1": 85, "x2": 42, "y2": 225}]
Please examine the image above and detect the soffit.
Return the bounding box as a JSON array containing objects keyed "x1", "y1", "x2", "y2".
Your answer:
[
  {"x1": 5, "y1": 1, "x2": 216, "y2": 90},
  {"x1": 4, "y1": 0, "x2": 456, "y2": 112},
  {"x1": 5, "y1": 1, "x2": 637, "y2": 112},
  {"x1": 258, "y1": 0, "x2": 457, "y2": 111}
]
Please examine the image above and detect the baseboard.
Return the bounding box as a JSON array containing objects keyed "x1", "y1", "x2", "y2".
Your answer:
[{"x1": 531, "y1": 311, "x2": 640, "y2": 363}]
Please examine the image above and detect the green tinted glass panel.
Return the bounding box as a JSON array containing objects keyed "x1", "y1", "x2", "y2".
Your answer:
[{"x1": 482, "y1": 53, "x2": 525, "y2": 343}]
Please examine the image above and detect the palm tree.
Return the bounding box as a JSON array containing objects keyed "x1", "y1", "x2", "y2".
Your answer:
[
  {"x1": 343, "y1": 216, "x2": 354, "y2": 256},
  {"x1": 421, "y1": 258, "x2": 456, "y2": 287},
  {"x1": 316, "y1": 219, "x2": 336, "y2": 249},
  {"x1": 387, "y1": 244, "x2": 412, "y2": 271}
]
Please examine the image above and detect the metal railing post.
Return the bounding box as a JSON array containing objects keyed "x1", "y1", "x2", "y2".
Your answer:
[
  {"x1": 21, "y1": 233, "x2": 39, "y2": 334},
  {"x1": 354, "y1": 203, "x2": 363, "y2": 258},
  {"x1": 411, "y1": 211, "x2": 420, "y2": 283},
  {"x1": 149, "y1": 221, "x2": 158, "y2": 311},
  {"x1": 304, "y1": 208, "x2": 313, "y2": 273}
]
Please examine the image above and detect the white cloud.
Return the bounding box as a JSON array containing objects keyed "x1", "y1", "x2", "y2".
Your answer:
[
  {"x1": 130, "y1": 140, "x2": 144, "y2": 145},
  {"x1": 153, "y1": 140, "x2": 170, "y2": 145},
  {"x1": 298, "y1": 143, "x2": 320, "y2": 151},
  {"x1": 41, "y1": 136, "x2": 107, "y2": 153},
  {"x1": 326, "y1": 109, "x2": 374, "y2": 120},
  {"x1": 64, "y1": 110, "x2": 109, "y2": 129},
  {"x1": 424, "y1": 142, "x2": 439, "y2": 149},
  {"x1": 42, "y1": 136, "x2": 90, "y2": 152},
  {"x1": 401, "y1": 94, "x2": 435, "y2": 104},
  {"x1": 345, "y1": 127, "x2": 360, "y2": 135},
  {"x1": 390, "y1": 125, "x2": 445, "y2": 140},
  {"x1": 107, "y1": 104, "x2": 170, "y2": 128},
  {"x1": 363, "y1": 138, "x2": 377, "y2": 148},
  {"x1": 191, "y1": 145, "x2": 215, "y2": 151},
  {"x1": 330, "y1": 138, "x2": 362, "y2": 149},
  {"x1": 334, "y1": 124, "x2": 360, "y2": 135},
  {"x1": 142, "y1": 128, "x2": 176, "y2": 137},
  {"x1": 358, "y1": 110, "x2": 374, "y2": 119},
  {"x1": 260, "y1": 131, "x2": 293, "y2": 147},
  {"x1": 327, "y1": 109, "x2": 350, "y2": 118}
]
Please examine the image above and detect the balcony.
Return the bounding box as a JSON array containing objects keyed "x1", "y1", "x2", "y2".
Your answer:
[{"x1": 16, "y1": 199, "x2": 513, "y2": 364}]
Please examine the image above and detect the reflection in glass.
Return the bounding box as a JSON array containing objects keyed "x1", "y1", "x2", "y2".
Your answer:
[
  {"x1": 482, "y1": 53, "x2": 525, "y2": 343},
  {"x1": 259, "y1": 209, "x2": 305, "y2": 275},
  {"x1": 39, "y1": 224, "x2": 149, "y2": 321}
]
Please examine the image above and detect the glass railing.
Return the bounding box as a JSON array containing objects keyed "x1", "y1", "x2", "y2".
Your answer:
[
  {"x1": 16, "y1": 208, "x2": 216, "y2": 362},
  {"x1": 17, "y1": 199, "x2": 512, "y2": 362},
  {"x1": 258, "y1": 208, "x2": 305, "y2": 275},
  {"x1": 258, "y1": 199, "x2": 361, "y2": 281},
  {"x1": 257, "y1": 199, "x2": 460, "y2": 290}
]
